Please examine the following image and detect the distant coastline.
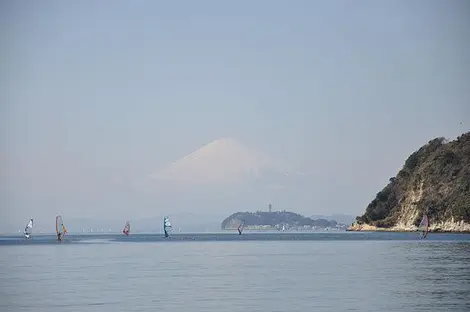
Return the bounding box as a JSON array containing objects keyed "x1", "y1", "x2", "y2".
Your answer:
[
  {"x1": 347, "y1": 222, "x2": 470, "y2": 234},
  {"x1": 221, "y1": 210, "x2": 348, "y2": 231}
]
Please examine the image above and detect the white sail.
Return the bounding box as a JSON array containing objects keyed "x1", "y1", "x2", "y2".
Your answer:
[
  {"x1": 163, "y1": 216, "x2": 172, "y2": 237},
  {"x1": 56, "y1": 215, "x2": 67, "y2": 241},
  {"x1": 418, "y1": 212, "x2": 430, "y2": 238},
  {"x1": 24, "y1": 219, "x2": 33, "y2": 238}
]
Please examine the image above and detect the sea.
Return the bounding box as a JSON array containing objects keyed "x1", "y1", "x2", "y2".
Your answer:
[{"x1": 1, "y1": 232, "x2": 469, "y2": 312}]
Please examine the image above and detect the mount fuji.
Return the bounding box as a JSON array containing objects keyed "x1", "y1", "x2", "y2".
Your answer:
[{"x1": 148, "y1": 137, "x2": 310, "y2": 189}]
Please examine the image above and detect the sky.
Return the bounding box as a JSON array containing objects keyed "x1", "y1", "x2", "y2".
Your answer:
[{"x1": 1, "y1": 0, "x2": 469, "y2": 232}]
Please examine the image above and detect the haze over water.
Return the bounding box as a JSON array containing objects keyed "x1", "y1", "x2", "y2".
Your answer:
[
  {"x1": 2, "y1": 1, "x2": 470, "y2": 311},
  {"x1": 1, "y1": 233, "x2": 469, "y2": 312},
  {"x1": 2, "y1": 1, "x2": 470, "y2": 231}
]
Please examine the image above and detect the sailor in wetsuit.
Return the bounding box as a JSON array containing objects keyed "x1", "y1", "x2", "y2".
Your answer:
[{"x1": 57, "y1": 233, "x2": 61, "y2": 241}]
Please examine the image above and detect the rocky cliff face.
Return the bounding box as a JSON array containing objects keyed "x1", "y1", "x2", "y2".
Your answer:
[{"x1": 349, "y1": 132, "x2": 470, "y2": 233}]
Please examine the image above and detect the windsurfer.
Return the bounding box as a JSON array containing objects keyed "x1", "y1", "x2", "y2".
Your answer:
[{"x1": 57, "y1": 233, "x2": 61, "y2": 241}]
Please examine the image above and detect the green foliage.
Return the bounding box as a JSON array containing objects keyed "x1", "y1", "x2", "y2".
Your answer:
[
  {"x1": 221, "y1": 211, "x2": 338, "y2": 229},
  {"x1": 403, "y1": 138, "x2": 445, "y2": 172},
  {"x1": 404, "y1": 151, "x2": 420, "y2": 172},
  {"x1": 356, "y1": 132, "x2": 470, "y2": 227},
  {"x1": 453, "y1": 196, "x2": 470, "y2": 222}
]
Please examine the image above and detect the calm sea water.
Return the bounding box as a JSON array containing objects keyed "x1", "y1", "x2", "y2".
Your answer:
[{"x1": 1, "y1": 232, "x2": 469, "y2": 312}]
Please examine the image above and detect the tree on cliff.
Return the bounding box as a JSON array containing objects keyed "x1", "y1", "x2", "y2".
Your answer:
[{"x1": 355, "y1": 132, "x2": 470, "y2": 230}]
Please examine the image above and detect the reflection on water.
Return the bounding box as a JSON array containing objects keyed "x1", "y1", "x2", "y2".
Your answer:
[{"x1": 0, "y1": 233, "x2": 469, "y2": 312}]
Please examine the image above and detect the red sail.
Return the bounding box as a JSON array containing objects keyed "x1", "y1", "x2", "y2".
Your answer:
[{"x1": 122, "y1": 221, "x2": 130, "y2": 236}]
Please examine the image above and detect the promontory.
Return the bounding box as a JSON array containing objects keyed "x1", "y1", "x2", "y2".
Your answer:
[{"x1": 349, "y1": 132, "x2": 470, "y2": 233}]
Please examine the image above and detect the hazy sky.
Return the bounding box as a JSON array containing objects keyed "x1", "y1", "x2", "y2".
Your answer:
[{"x1": 1, "y1": 0, "x2": 469, "y2": 231}]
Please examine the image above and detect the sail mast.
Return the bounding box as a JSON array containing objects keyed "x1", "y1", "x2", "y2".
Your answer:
[
  {"x1": 122, "y1": 221, "x2": 130, "y2": 236},
  {"x1": 56, "y1": 215, "x2": 67, "y2": 242},
  {"x1": 24, "y1": 219, "x2": 33, "y2": 239},
  {"x1": 163, "y1": 216, "x2": 172, "y2": 238},
  {"x1": 238, "y1": 220, "x2": 245, "y2": 235},
  {"x1": 418, "y1": 209, "x2": 430, "y2": 239}
]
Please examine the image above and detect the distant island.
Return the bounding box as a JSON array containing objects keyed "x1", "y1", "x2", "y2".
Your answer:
[
  {"x1": 349, "y1": 132, "x2": 470, "y2": 233},
  {"x1": 221, "y1": 210, "x2": 347, "y2": 231}
]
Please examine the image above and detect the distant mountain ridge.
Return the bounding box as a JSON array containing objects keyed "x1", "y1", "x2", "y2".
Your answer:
[{"x1": 349, "y1": 132, "x2": 470, "y2": 233}]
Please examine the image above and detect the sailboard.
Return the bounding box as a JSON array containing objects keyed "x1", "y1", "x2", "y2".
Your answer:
[
  {"x1": 418, "y1": 211, "x2": 430, "y2": 239},
  {"x1": 163, "y1": 216, "x2": 172, "y2": 238},
  {"x1": 238, "y1": 220, "x2": 245, "y2": 235},
  {"x1": 122, "y1": 221, "x2": 131, "y2": 236},
  {"x1": 56, "y1": 215, "x2": 67, "y2": 242},
  {"x1": 24, "y1": 219, "x2": 33, "y2": 239}
]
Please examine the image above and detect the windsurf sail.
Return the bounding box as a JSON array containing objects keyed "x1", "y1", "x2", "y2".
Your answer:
[
  {"x1": 163, "y1": 216, "x2": 172, "y2": 238},
  {"x1": 56, "y1": 215, "x2": 67, "y2": 241},
  {"x1": 122, "y1": 221, "x2": 130, "y2": 236},
  {"x1": 24, "y1": 219, "x2": 33, "y2": 239},
  {"x1": 418, "y1": 211, "x2": 430, "y2": 239},
  {"x1": 238, "y1": 220, "x2": 245, "y2": 235}
]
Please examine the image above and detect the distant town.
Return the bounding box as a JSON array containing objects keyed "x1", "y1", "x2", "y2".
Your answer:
[{"x1": 221, "y1": 204, "x2": 350, "y2": 232}]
